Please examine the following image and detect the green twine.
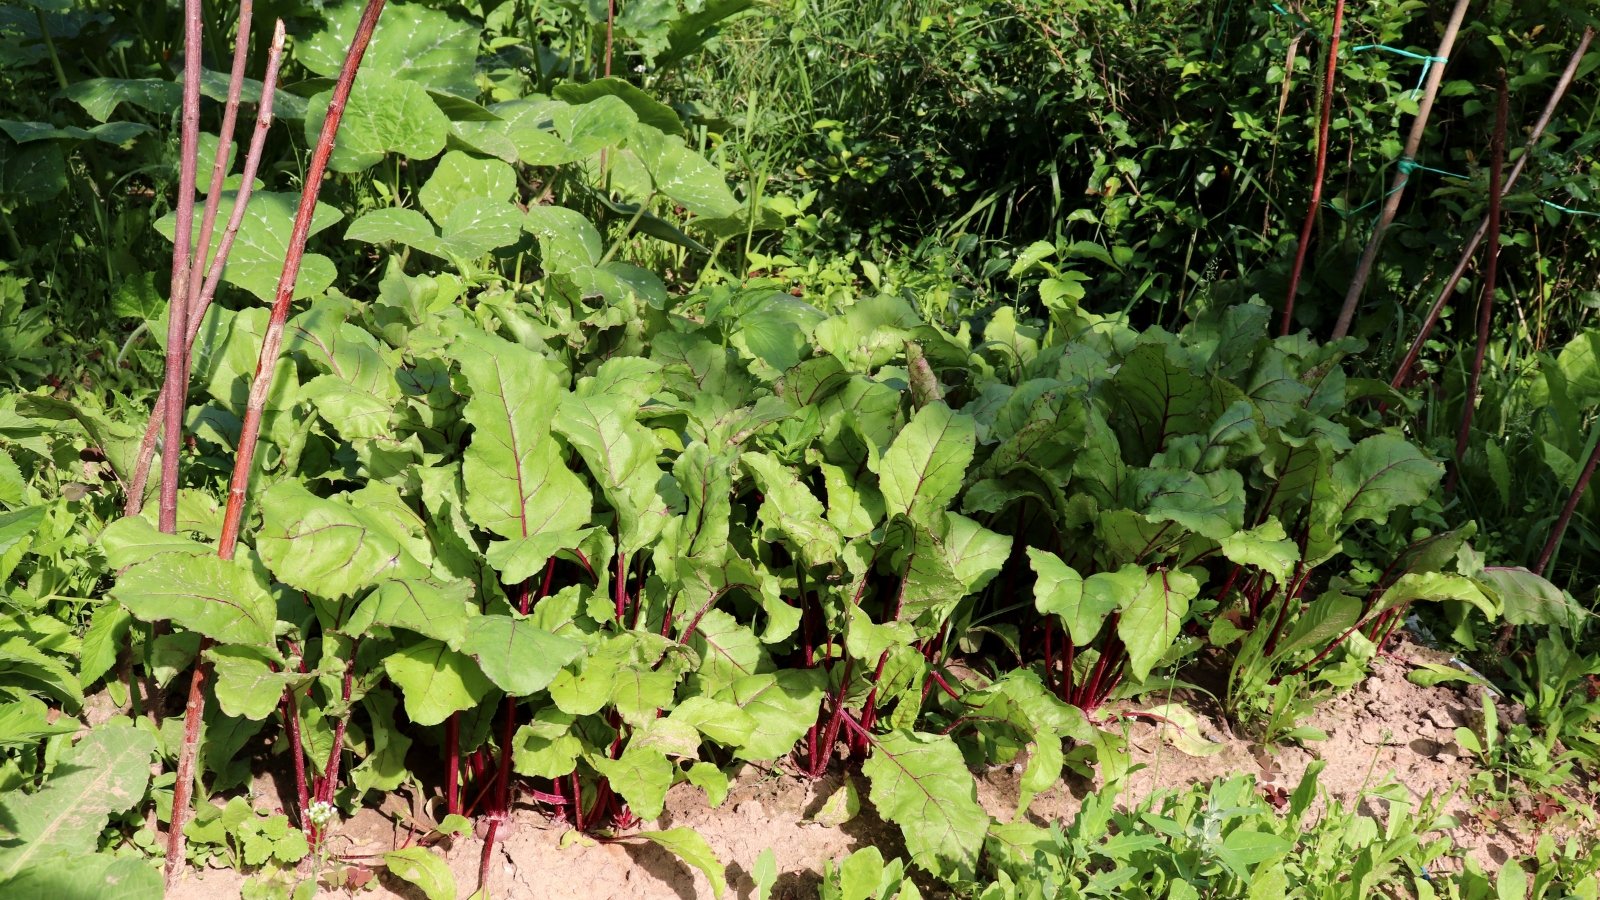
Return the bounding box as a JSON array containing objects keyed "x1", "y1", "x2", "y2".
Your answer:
[
  {"x1": 1329, "y1": 156, "x2": 1467, "y2": 218},
  {"x1": 1329, "y1": 158, "x2": 1600, "y2": 219},
  {"x1": 1349, "y1": 44, "x2": 1447, "y2": 96},
  {"x1": 1541, "y1": 199, "x2": 1600, "y2": 218}
]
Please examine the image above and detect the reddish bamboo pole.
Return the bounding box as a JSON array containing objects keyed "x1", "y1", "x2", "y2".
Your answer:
[
  {"x1": 1329, "y1": 0, "x2": 1472, "y2": 339},
  {"x1": 1279, "y1": 0, "x2": 1346, "y2": 336}
]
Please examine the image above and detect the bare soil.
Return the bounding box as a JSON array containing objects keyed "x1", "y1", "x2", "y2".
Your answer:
[{"x1": 168, "y1": 638, "x2": 1597, "y2": 900}]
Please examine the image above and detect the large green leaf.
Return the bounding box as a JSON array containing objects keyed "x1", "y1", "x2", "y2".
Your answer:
[
  {"x1": 304, "y1": 77, "x2": 448, "y2": 174},
  {"x1": 1475, "y1": 567, "x2": 1581, "y2": 628},
  {"x1": 555, "y1": 361, "x2": 669, "y2": 554},
  {"x1": 62, "y1": 78, "x2": 178, "y2": 122},
  {"x1": 719, "y1": 669, "x2": 826, "y2": 761},
  {"x1": 419, "y1": 150, "x2": 517, "y2": 223},
  {"x1": 877, "y1": 402, "x2": 976, "y2": 529},
  {"x1": 154, "y1": 191, "x2": 343, "y2": 301},
  {"x1": 0, "y1": 725, "x2": 157, "y2": 879},
  {"x1": 1327, "y1": 434, "x2": 1442, "y2": 527},
  {"x1": 383, "y1": 640, "x2": 493, "y2": 726},
  {"x1": 383, "y1": 847, "x2": 456, "y2": 900},
  {"x1": 354, "y1": 577, "x2": 475, "y2": 646},
  {"x1": 454, "y1": 328, "x2": 592, "y2": 581},
  {"x1": 634, "y1": 829, "x2": 727, "y2": 898},
  {"x1": 1115, "y1": 566, "x2": 1197, "y2": 681},
  {"x1": 111, "y1": 553, "x2": 276, "y2": 646},
  {"x1": 524, "y1": 206, "x2": 603, "y2": 274},
  {"x1": 461, "y1": 614, "x2": 583, "y2": 696},
  {"x1": 861, "y1": 729, "x2": 988, "y2": 880},
  {"x1": 591, "y1": 742, "x2": 674, "y2": 819},
  {"x1": 257, "y1": 481, "x2": 431, "y2": 600},
  {"x1": 741, "y1": 452, "x2": 840, "y2": 566},
  {"x1": 301, "y1": 2, "x2": 480, "y2": 98}
]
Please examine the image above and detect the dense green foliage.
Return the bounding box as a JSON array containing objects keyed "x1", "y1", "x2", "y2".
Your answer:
[{"x1": 1, "y1": 0, "x2": 1598, "y2": 898}]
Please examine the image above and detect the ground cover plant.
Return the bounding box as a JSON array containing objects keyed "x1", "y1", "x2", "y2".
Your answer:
[{"x1": 0, "y1": 0, "x2": 1599, "y2": 898}]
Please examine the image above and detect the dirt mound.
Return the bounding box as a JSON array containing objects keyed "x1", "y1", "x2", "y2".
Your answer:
[{"x1": 169, "y1": 639, "x2": 1596, "y2": 899}]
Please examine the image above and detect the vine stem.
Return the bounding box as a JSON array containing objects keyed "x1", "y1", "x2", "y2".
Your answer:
[
  {"x1": 1278, "y1": 0, "x2": 1344, "y2": 336},
  {"x1": 1329, "y1": 0, "x2": 1471, "y2": 340},
  {"x1": 128, "y1": 20, "x2": 286, "y2": 517},
  {"x1": 1389, "y1": 27, "x2": 1595, "y2": 393},
  {"x1": 169, "y1": 0, "x2": 388, "y2": 885},
  {"x1": 1447, "y1": 73, "x2": 1507, "y2": 494}
]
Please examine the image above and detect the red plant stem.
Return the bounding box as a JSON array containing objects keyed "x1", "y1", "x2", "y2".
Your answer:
[
  {"x1": 570, "y1": 772, "x2": 585, "y2": 830},
  {"x1": 1060, "y1": 639, "x2": 1076, "y2": 702},
  {"x1": 216, "y1": 0, "x2": 387, "y2": 556},
  {"x1": 1448, "y1": 74, "x2": 1508, "y2": 494},
  {"x1": 613, "y1": 551, "x2": 628, "y2": 621},
  {"x1": 445, "y1": 713, "x2": 461, "y2": 817},
  {"x1": 1279, "y1": 0, "x2": 1345, "y2": 337},
  {"x1": 319, "y1": 650, "x2": 357, "y2": 807},
  {"x1": 1536, "y1": 434, "x2": 1600, "y2": 577},
  {"x1": 281, "y1": 682, "x2": 310, "y2": 832},
  {"x1": 127, "y1": 21, "x2": 287, "y2": 517},
  {"x1": 604, "y1": 0, "x2": 615, "y2": 79},
  {"x1": 929, "y1": 669, "x2": 962, "y2": 702},
  {"x1": 1042, "y1": 619, "x2": 1055, "y2": 692},
  {"x1": 1261, "y1": 564, "x2": 1308, "y2": 658},
  {"x1": 156, "y1": 0, "x2": 204, "y2": 538},
  {"x1": 479, "y1": 819, "x2": 501, "y2": 888},
  {"x1": 1389, "y1": 28, "x2": 1594, "y2": 394},
  {"x1": 810, "y1": 656, "x2": 854, "y2": 778}
]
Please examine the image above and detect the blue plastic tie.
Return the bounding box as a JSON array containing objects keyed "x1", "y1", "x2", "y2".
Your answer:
[{"x1": 1349, "y1": 44, "x2": 1447, "y2": 97}]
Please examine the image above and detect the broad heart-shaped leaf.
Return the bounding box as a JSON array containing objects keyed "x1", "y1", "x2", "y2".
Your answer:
[
  {"x1": 461, "y1": 614, "x2": 583, "y2": 696},
  {"x1": 861, "y1": 729, "x2": 988, "y2": 881},
  {"x1": 1368, "y1": 572, "x2": 1496, "y2": 622},
  {"x1": 111, "y1": 553, "x2": 276, "y2": 646},
  {"x1": 591, "y1": 743, "x2": 674, "y2": 819},
  {"x1": 719, "y1": 669, "x2": 826, "y2": 761},
  {"x1": 894, "y1": 513, "x2": 1011, "y2": 626},
  {"x1": 453, "y1": 328, "x2": 592, "y2": 579},
  {"x1": 1218, "y1": 518, "x2": 1298, "y2": 584},
  {"x1": 383, "y1": 640, "x2": 493, "y2": 727},
  {"x1": 352, "y1": 577, "x2": 474, "y2": 646},
  {"x1": 1110, "y1": 339, "x2": 1214, "y2": 462},
  {"x1": 554, "y1": 78, "x2": 684, "y2": 136},
  {"x1": 551, "y1": 94, "x2": 638, "y2": 157},
  {"x1": 0, "y1": 725, "x2": 156, "y2": 879},
  {"x1": 301, "y1": 2, "x2": 479, "y2": 98},
  {"x1": 419, "y1": 150, "x2": 517, "y2": 223},
  {"x1": 1327, "y1": 434, "x2": 1442, "y2": 527},
  {"x1": 305, "y1": 77, "x2": 448, "y2": 174},
  {"x1": 347, "y1": 203, "x2": 523, "y2": 259},
  {"x1": 0, "y1": 851, "x2": 162, "y2": 900},
  {"x1": 286, "y1": 297, "x2": 403, "y2": 441},
  {"x1": 1029, "y1": 548, "x2": 1101, "y2": 646},
  {"x1": 208, "y1": 646, "x2": 305, "y2": 721},
  {"x1": 382, "y1": 847, "x2": 456, "y2": 900},
  {"x1": 876, "y1": 401, "x2": 976, "y2": 530},
  {"x1": 524, "y1": 205, "x2": 603, "y2": 274},
  {"x1": 62, "y1": 77, "x2": 179, "y2": 122},
  {"x1": 634, "y1": 829, "x2": 727, "y2": 899},
  {"x1": 741, "y1": 451, "x2": 840, "y2": 566},
  {"x1": 625, "y1": 126, "x2": 741, "y2": 218},
  {"x1": 1476, "y1": 567, "x2": 1581, "y2": 628},
  {"x1": 1115, "y1": 566, "x2": 1198, "y2": 681},
  {"x1": 556, "y1": 364, "x2": 670, "y2": 554},
  {"x1": 256, "y1": 481, "x2": 431, "y2": 600},
  {"x1": 155, "y1": 191, "x2": 342, "y2": 301}
]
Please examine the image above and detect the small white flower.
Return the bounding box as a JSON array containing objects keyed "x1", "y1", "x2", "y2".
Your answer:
[
  {"x1": 307, "y1": 801, "x2": 336, "y2": 827},
  {"x1": 633, "y1": 64, "x2": 646, "y2": 74}
]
